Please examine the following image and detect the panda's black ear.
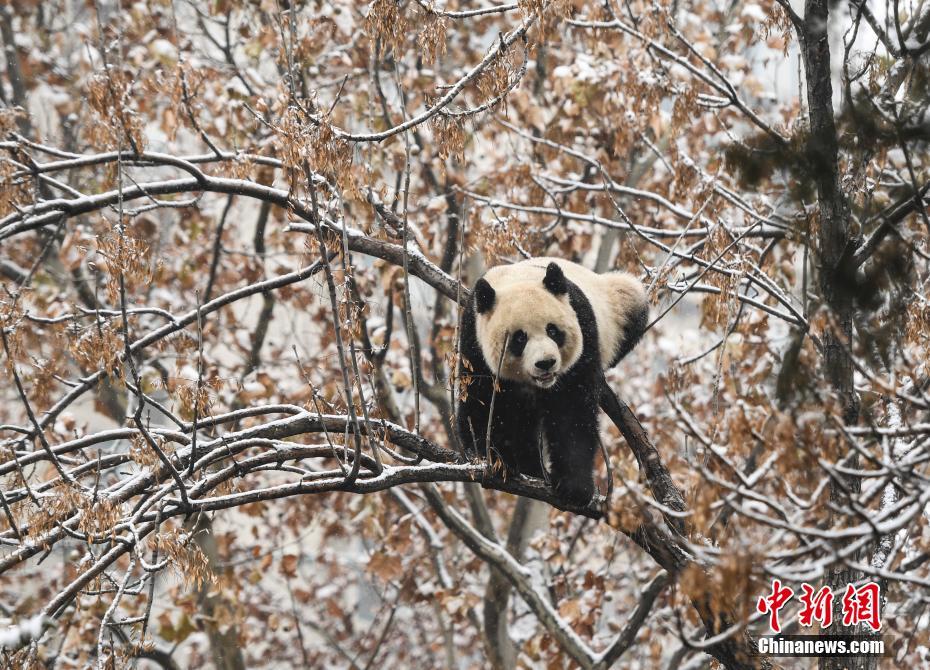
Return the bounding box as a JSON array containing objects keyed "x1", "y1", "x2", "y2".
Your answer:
[
  {"x1": 543, "y1": 262, "x2": 568, "y2": 295},
  {"x1": 474, "y1": 278, "x2": 496, "y2": 313}
]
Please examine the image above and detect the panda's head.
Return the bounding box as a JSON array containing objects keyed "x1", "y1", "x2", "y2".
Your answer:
[{"x1": 472, "y1": 262, "x2": 583, "y2": 389}]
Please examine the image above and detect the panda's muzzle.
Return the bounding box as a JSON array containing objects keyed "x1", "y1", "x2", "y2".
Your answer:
[
  {"x1": 535, "y1": 358, "x2": 556, "y2": 371},
  {"x1": 532, "y1": 359, "x2": 558, "y2": 386},
  {"x1": 532, "y1": 372, "x2": 557, "y2": 386}
]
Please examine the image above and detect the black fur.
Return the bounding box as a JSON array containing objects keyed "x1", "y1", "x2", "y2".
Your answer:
[
  {"x1": 457, "y1": 271, "x2": 604, "y2": 506},
  {"x1": 474, "y1": 278, "x2": 495, "y2": 313},
  {"x1": 509, "y1": 330, "x2": 528, "y2": 357},
  {"x1": 546, "y1": 323, "x2": 566, "y2": 347},
  {"x1": 543, "y1": 262, "x2": 568, "y2": 295},
  {"x1": 608, "y1": 301, "x2": 649, "y2": 368}
]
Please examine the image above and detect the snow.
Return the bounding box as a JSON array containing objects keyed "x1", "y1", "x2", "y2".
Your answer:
[
  {"x1": 242, "y1": 380, "x2": 266, "y2": 395},
  {"x1": 741, "y1": 3, "x2": 767, "y2": 21},
  {"x1": 177, "y1": 365, "x2": 199, "y2": 382},
  {"x1": 552, "y1": 54, "x2": 620, "y2": 84},
  {"x1": 150, "y1": 39, "x2": 176, "y2": 60},
  {"x1": 0, "y1": 614, "x2": 49, "y2": 649}
]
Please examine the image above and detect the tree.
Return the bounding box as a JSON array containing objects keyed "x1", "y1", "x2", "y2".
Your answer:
[{"x1": 1, "y1": 0, "x2": 929, "y2": 668}]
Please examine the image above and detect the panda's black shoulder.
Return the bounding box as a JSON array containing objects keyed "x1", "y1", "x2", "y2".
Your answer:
[
  {"x1": 564, "y1": 279, "x2": 601, "y2": 369},
  {"x1": 458, "y1": 297, "x2": 489, "y2": 375}
]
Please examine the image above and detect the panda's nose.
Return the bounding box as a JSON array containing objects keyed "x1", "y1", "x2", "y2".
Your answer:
[{"x1": 535, "y1": 358, "x2": 556, "y2": 371}]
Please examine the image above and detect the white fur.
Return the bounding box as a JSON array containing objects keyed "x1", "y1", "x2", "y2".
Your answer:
[{"x1": 475, "y1": 258, "x2": 646, "y2": 388}]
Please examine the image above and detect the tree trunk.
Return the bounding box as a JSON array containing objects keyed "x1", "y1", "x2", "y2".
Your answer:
[
  {"x1": 482, "y1": 496, "x2": 548, "y2": 669},
  {"x1": 190, "y1": 513, "x2": 246, "y2": 670},
  {"x1": 799, "y1": 2, "x2": 873, "y2": 669}
]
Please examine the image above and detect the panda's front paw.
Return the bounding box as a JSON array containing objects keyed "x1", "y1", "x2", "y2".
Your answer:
[{"x1": 553, "y1": 474, "x2": 594, "y2": 507}]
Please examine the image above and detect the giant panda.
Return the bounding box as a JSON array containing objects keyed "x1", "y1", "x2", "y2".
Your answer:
[{"x1": 456, "y1": 258, "x2": 648, "y2": 505}]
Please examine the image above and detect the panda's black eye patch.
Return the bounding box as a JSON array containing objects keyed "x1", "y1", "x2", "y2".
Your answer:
[
  {"x1": 546, "y1": 323, "x2": 565, "y2": 347},
  {"x1": 509, "y1": 330, "x2": 528, "y2": 356}
]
